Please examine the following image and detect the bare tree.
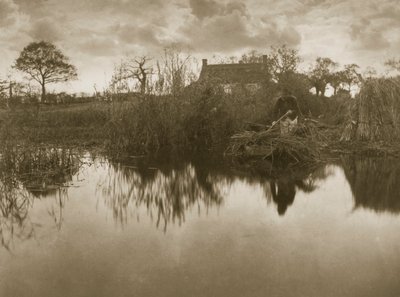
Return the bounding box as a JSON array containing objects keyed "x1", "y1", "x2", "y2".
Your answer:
[
  {"x1": 160, "y1": 46, "x2": 196, "y2": 96},
  {"x1": 111, "y1": 56, "x2": 153, "y2": 95},
  {"x1": 385, "y1": 58, "x2": 400, "y2": 73},
  {"x1": 0, "y1": 77, "x2": 17, "y2": 108}
]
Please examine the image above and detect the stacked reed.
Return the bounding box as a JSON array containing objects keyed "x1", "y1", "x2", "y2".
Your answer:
[
  {"x1": 341, "y1": 78, "x2": 400, "y2": 142},
  {"x1": 226, "y1": 120, "x2": 325, "y2": 166}
]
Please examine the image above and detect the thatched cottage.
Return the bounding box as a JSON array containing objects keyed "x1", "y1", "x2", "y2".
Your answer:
[{"x1": 198, "y1": 56, "x2": 270, "y2": 94}]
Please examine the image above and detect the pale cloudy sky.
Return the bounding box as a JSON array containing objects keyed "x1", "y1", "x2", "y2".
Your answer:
[{"x1": 0, "y1": 0, "x2": 399, "y2": 93}]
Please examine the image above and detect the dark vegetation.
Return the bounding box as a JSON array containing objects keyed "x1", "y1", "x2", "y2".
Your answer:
[
  {"x1": 0, "y1": 86, "x2": 350, "y2": 156},
  {"x1": 1, "y1": 43, "x2": 400, "y2": 162}
]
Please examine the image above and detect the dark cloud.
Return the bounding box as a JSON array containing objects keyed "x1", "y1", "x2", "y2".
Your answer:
[
  {"x1": 188, "y1": 0, "x2": 247, "y2": 20},
  {"x1": 181, "y1": 10, "x2": 301, "y2": 52},
  {"x1": 77, "y1": 36, "x2": 117, "y2": 57},
  {"x1": 189, "y1": 0, "x2": 223, "y2": 19},
  {"x1": 115, "y1": 24, "x2": 162, "y2": 47},
  {"x1": 225, "y1": 2, "x2": 247, "y2": 16},
  {"x1": 29, "y1": 18, "x2": 63, "y2": 42},
  {"x1": 350, "y1": 18, "x2": 390, "y2": 50},
  {"x1": 368, "y1": 0, "x2": 400, "y2": 22},
  {"x1": 1, "y1": 0, "x2": 400, "y2": 93},
  {"x1": 0, "y1": 0, "x2": 18, "y2": 27}
]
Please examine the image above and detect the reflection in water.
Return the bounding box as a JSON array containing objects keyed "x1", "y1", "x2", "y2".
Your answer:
[
  {"x1": 0, "y1": 146, "x2": 81, "y2": 249},
  {"x1": 230, "y1": 159, "x2": 331, "y2": 216},
  {"x1": 99, "y1": 157, "x2": 332, "y2": 228},
  {"x1": 98, "y1": 159, "x2": 226, "y2": 231},
  {"x1": 3, "y1": 144, "x2": 400, "y2": 251},
  {"x1": 343, "y1": 157, "x2": 400, "y2": 214},
  {"x1": 0, "y1": 183, "x2": 34, "y2": 251},
  {"x1": 270, "y1": 167, "x2": 329, "y2": 215},
  {"x1": 0, "y1": 146, "x2": 80, "y2": 197},
  {"x1": 2, "y1": 150, "x2": 400, "y2": 296}
]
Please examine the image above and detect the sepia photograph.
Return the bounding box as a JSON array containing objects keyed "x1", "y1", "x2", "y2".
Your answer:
[{"x1": 1, "y1": 0, "x2": 400, "y2": 296}]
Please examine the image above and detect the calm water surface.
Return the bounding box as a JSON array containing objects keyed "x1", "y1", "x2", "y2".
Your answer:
[{"x1": 1, "y1": 149, "x2": 400, "y2": 297}]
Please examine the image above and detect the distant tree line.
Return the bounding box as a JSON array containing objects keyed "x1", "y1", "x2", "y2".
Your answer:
[{"x1": 1, "y1": 40, "x2": 400, "y2": 108}]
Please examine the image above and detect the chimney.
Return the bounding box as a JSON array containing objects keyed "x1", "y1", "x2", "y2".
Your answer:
[
  {"x1": 202, "y1": 59, "x2": 208, "y2": 67},
  {"x1": 262, "y1": 55, "x2": 268, "y2": 64}
]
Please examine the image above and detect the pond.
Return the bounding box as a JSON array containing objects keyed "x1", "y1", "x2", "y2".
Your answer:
[{"x1": 0, "y1": 148, "x2": 400, "y2": 297}]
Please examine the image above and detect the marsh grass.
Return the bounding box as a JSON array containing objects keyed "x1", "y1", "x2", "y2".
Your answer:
[
  {"x1": 104, "y1": 86, "x2": 276, "y2": 155},
  {"x1": 0, "y1": 85, "x2": 345, "y2": 155},
  {"x1": 0, "y1": 102, "x2": 109, "y2": 146}
]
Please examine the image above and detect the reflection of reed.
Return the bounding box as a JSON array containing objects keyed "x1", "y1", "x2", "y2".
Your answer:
[
  {"x1": 99, "y1": 162, "x2": 224, "y2": 231},
  {"x1": 0, "y1": 182, "x2": 34, "y2": 251},
  {"x1": 100, "y1": 156, "x2": 333, "y2": 227},
  {"x1": 343, "y1": 157, "x2": 400, "y2": 214},
  {"x1": 0, "y1": 147, "x2": 80, "y2": 197},
  {"x1": 0, "y1": 146, "x2": 80, "y2": 249}
]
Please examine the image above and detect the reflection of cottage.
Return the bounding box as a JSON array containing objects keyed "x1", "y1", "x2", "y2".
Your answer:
[{"x1": 198, "y1": 56, "x2": 270, "y2": 94}]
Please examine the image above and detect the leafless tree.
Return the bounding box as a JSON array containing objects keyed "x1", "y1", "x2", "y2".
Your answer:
[
  {"x1": 159, "y1": 46, "x2": 197, "y2": 95},
  {"x1": 111, "y1": 56, "x2": 153, "y2": 95},
  {"x1": 385, "y1": 58, "x2": 400, "y2": 73}
]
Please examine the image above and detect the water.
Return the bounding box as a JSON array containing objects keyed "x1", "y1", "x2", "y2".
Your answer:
[{"x1": 1, "y1": 149, "x2": 400, "y2": 297}]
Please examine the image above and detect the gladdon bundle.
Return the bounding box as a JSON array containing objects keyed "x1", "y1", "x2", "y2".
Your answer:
[
  {"x1": 341, "y1": 78, "x2": 400, "y2": 142},
  {"x1": 226, "y1": 121, "x2": 326, "y2": 167}
]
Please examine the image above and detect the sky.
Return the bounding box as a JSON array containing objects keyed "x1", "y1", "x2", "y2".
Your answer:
[{"x1": 0, "y1": 0, "x2": 399, "y2": 94}]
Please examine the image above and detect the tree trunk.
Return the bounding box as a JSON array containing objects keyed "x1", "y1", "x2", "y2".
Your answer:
[
  {"x1": 315, "y1": 86, "x2": 320, "y2": 97},
  {"x1": 7, "y1": 82, "x2": 12, "y2": 109},
  {"x1": 140, "y1": 73, "x2": 147, "y2": 95},
  {"x1": 41, "y1": 83, "x2": 46, "y2": 103}
]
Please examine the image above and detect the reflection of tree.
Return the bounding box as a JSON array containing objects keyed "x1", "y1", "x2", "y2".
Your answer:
[
  {"x1": 270, "y1": 173, "x2": 322, "y2": 216},
  {"x1": 230, "y1": 158, "x2": 332, "y2": 215},
  {"x1": 100, "y1": 155, "x2": 333, "y2": 228},
  {"x1": 271, "y1": 179, "x2": 296, "y2": 215},
  {"x1": 0, "y1": 146, "x2": 80, "y2": 250},
  {"x1": 343, "y1": 157, "x2": 400, "y2": 214},
  {"x1": 99, "y1": 160, "x2": 224, "y2": 231}
]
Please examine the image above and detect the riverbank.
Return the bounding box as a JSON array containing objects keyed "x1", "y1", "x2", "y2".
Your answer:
[{"x1": 1, "y1": 90, "x2": 400, "y2": 160}]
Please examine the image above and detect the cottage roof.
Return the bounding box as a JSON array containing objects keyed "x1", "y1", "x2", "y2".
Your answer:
[{"x1": 199, "y1": 61, "x2": 270, "y2": 84}]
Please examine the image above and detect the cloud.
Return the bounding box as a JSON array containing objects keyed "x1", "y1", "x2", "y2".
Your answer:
[
  {"x1": 350, "y1": 18, "x2": 390, "y2": 51},
  {"x1": 77, "y1": 36, "x2": 118, "y2": 57},
  {"x1": 1, "y1": 0, "x2": 400, "y2": 92},
  {"x1": 180, "y1": 7, "x2": 301, "y2": 52},
  {"x1": 29, "y1": 18, "x2": 64, "y2": 42},
  {"x1": 115, "y1": 24, "x2": 162, "y2": 47},
  {"x1": 188, "y1": 0, "x2": 223, "y2": 19},
  {"x1": 188, "y1": 0, "x2": 247, "y2": 19},
  {"x1": 0, "y1": 0, "x2": 18, "y2": 27}
]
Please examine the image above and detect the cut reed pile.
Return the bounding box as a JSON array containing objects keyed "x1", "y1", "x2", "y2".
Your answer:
[
  {"x1": 226, "y1": 121, "x2": 327, "y2": 166},
  {"x1": 341, "y1": 77, "x2": 400, "y2": 142}
]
